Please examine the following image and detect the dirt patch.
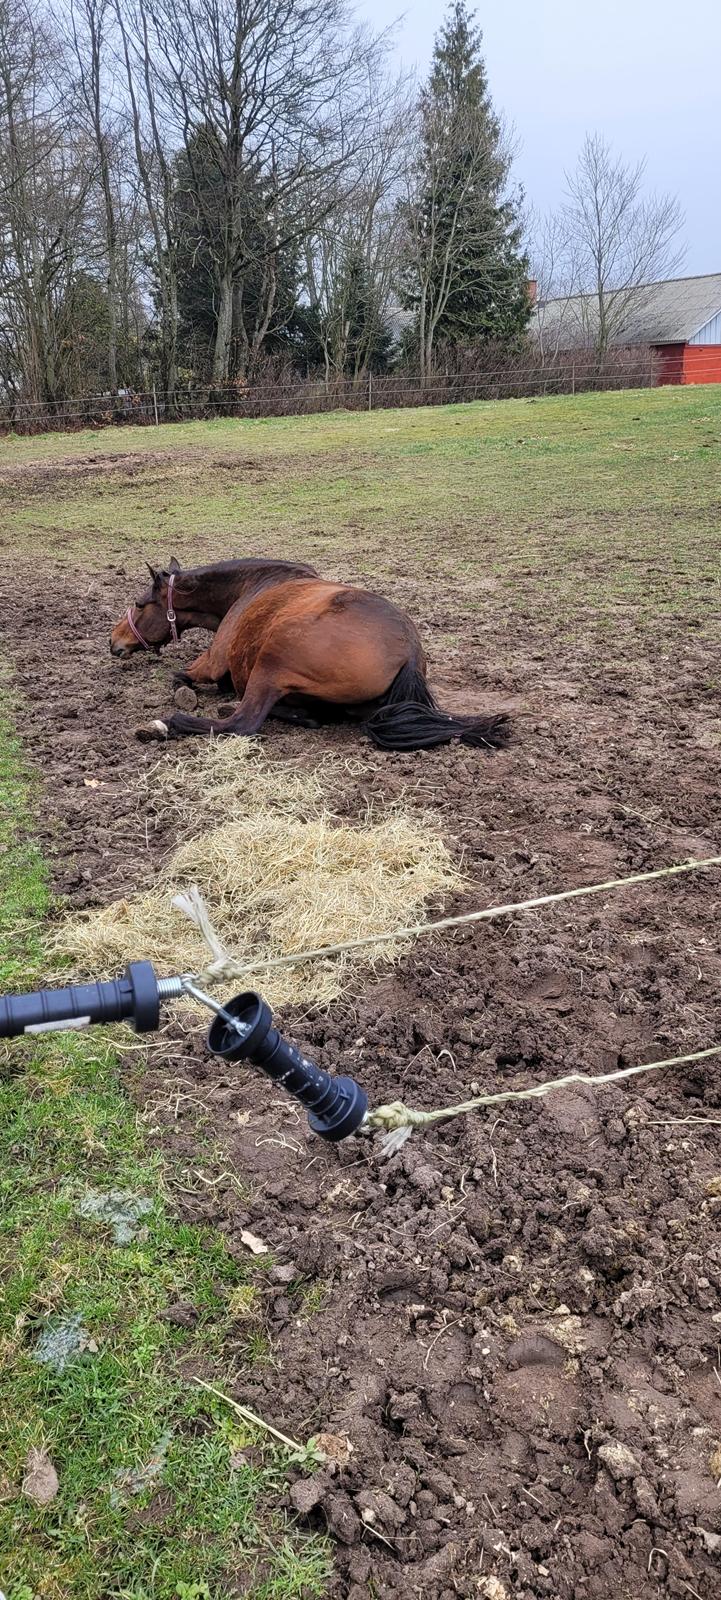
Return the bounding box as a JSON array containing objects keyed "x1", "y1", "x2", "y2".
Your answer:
[
  {"x1": 0, "y1": 444, "x2": 374, "y2": 508},
  {"x1": 0, "y1": 449, "x2": 281, "y2": 503},
  {"x1": 2, "y1": 559, "x2": 721, "y2": 1598}
]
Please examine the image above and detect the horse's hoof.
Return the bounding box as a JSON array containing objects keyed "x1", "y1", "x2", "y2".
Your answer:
[
  {"x1": 135, "y1": 719, "x2": 169, "y2": 742},
  {"x1": 173, "y1": 685, "x2": 198, "y2": 712}
]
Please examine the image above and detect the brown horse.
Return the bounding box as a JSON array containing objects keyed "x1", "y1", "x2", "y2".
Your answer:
[{"x1": 110, "y1": 558, "x2": 510, "y2": 752}]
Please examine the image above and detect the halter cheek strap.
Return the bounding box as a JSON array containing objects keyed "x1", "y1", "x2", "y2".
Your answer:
[
  {"x1": 166, "y1": 572, "x2": 180, "y2": 646},
  {"x1": 125, "y1": 573, "x2": 180, "y2": 650}
]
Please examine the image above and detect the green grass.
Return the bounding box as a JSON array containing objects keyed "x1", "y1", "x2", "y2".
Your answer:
[
  {"x1": 0, "y1": 697, "x2": 48, "y2": 989},
  {"x1": 2, "y1": 386, "x2": 720, "y2": 624},
  {"x1": 0, "y1": 707, "x2": 329, "y2": 1600}
]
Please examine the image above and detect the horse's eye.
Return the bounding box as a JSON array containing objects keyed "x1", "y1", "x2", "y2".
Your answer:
[{"x1": 134, "y1": 600, "x2": 145, "y2": 609}]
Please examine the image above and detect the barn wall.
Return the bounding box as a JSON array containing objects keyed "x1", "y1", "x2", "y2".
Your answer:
[
  {"x1": 682, "y1": 345, "x2": 721, "y2": 384},
  {"x1": 653, "y1": 343, "x2": 721, "y2": 385},
  {"x1": 654, "y1": 344, "x2": 685, "y2": 384}
]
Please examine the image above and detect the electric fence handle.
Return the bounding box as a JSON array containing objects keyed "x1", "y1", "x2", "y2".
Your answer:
[
  {"x1": 0, "y1": 962, "x2": 176, "y2": 1038},
  {"x1": 0, "y1": 966, "x2": 367, "y2": 1142}
]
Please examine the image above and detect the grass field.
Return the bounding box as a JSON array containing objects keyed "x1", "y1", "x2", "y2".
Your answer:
[
  {"x1": 2, "y1": 385, "x2": 719, "y2": 624},
  {"x1": 1, "y1": 384, "x2": 720, "y2": 1600}
]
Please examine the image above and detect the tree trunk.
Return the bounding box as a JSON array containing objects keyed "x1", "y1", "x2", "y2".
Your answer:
[
  {"x1": 102, "y1": 176, "x2": 118, "y2": 395},
  {"x1": 38, "y1": 281, "x2": 57, "y2": 402},
  {"x1": 159, "y1": 267, "x2": 179, "y2": 413},
  {"x1": 94, "y1": 114, "x2": 118, "y2": 394},
  {"x1": 116, "y1": 2, "x2": 179, "y2": 411},
  {"x1": 250, "y1": 253, "x2": 278, "y2": 373},
  {"x1": 595, "y1": 282, "x2": 609, "y2": 369},
  {"x1": 212, "y1": 272, "x2": 234, "y2": 387},
  {"x1": 106, "y1": 256, "x2": 118, "y2": 395},
  {"x1": 418, "y1": 283, "x2": 429, "y2": 389}
]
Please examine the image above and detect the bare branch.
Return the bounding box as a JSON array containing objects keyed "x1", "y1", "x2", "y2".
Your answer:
[{"x1": 536, "y1": 133, "x2": 685, "y2": 359}]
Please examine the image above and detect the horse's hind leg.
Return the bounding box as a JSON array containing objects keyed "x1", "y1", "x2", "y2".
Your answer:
[{"x1": 269, "y1": 703, "x2": 320, "y2": 729}]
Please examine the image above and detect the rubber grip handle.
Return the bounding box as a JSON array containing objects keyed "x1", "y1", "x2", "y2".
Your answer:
[
  {"x1": 0, "y1": 962, "x2": 160, "y2": 1038},
  {"x1": 206, "y1": 992, "x2": 368, "y2": 1141}
]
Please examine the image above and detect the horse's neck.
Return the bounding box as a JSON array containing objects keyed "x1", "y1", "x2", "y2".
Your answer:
[
  {"x1": 194, "y1": 562, "x2": 308, "y2": 621},
  {"x1": 187, "y1": 608, "x2": 224, "y2": 633}
]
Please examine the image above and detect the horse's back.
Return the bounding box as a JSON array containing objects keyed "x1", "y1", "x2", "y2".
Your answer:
[
  {"x1": 259, "y1": 578, "x2": 421, "y2": 653},
  {"x1": 260, "y1": 578, "x2": 416, "y2": 629}
]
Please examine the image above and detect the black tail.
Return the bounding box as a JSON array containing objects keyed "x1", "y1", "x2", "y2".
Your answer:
[{"x1": 364, "y1": 660, "x2": 510, "y2": 753}]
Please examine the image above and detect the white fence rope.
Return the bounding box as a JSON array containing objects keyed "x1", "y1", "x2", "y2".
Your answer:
[
  {"x1": 174, "y1": 855, "x2": 721, "y2": 1152},
  {"x1": 173, "y1": 855, "x2": 721, "y2": 983},
  {"x1": 367, "y1": 1044, "x2": 721, "y2": 1155}
]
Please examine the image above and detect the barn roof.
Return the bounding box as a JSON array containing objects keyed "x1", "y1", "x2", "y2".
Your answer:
[{"x1": 532, "y1": 272, "x2": 721, "y2": 349}]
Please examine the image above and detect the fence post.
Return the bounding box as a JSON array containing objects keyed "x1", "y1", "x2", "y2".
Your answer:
[
  {"x1": 571, "y1": 361, "x2": 576, "y2": 396},
  {"x1": 368, "y1": 371, "x2": 372, "y2": 412},
  {"x1": 152, "y1": 385, "x2": 159, "y2": 427}
]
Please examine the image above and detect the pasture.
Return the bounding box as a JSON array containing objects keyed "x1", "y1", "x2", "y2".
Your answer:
[{"x1": 1, "y1": 384, "x2": 721, "y2": 1600}]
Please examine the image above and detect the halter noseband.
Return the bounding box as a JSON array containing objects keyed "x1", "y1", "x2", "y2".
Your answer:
[
  {"x1": 125, "y1": 606, "x2": 151, "y2": 650},
  {"x1": 125, "y1": 572, "x2": 180, "y2": 651}
]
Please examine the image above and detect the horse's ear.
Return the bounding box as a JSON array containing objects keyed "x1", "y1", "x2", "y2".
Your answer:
[
  {"x1": 145, "y1": 562, "x2": 159, "y2": 583},
  {"x1": 168, "y1": 556, "x2": 181, "y2": 573}
]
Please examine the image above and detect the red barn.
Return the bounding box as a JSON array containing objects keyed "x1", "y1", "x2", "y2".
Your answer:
[{"x1": 532, "y1": 272, "x2": 721, "y2": 384}]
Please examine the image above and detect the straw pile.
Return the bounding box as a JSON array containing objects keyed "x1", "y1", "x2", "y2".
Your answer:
[{"x1": 55, "y1": 740, "x2": 465, "y2": 1010}]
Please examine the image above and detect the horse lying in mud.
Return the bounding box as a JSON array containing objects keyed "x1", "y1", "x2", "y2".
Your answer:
[{"x1": 110, "y1": 557, "x2": 510, "y2": 753}]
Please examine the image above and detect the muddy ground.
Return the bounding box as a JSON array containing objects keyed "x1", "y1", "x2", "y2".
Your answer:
[{"x1": 2, "y1": 554, "x2": 721, "y2": 1600}]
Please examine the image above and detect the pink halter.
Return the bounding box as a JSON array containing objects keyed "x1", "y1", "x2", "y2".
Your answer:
[
  {"x1": 125, "y1": 606, "x2": 151, "y2": 649},
  {"x1": 125, "y1": 572, "x2": 180, "y2": 650}
]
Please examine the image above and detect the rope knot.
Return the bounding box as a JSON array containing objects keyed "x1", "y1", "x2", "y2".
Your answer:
[
  {"x1": 172, "y1": 888, "x2": 242, "y2": 983},
  {"x1": 365, "y1": 1100, "x2": 434, "y2": 1155}
]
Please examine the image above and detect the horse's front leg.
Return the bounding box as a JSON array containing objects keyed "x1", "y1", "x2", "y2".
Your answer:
[
  {"x1": 173, "y1": 613, "x2": 238, "y2": 691},
  {"x1": 173, "y1": 648, "x2": 222, "y2": 690},
  {"x1": 138, "y1": 663, "x2": 283, "y2": 741}
]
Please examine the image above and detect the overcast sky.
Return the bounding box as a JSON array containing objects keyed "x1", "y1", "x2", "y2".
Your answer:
[{"x1": 356, "y1": 0, "x2": 721, "y2": 277}]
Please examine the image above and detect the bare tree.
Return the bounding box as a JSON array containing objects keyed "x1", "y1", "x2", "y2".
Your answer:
[
  {"x1": 69, "y1": 0, "x2": 122, "y2": 393},
  {"x1": 528, "y1": 208, "x2": 576, "y2": 361},
  {"x1": 302, "y1": 71, "x2": 410, "y2": 383},
  {"x1": 559, "y1": 134, "x2": 684, "y2": 358},
  {"x1": 135, "y1": 0, "x2": 387, "y2": 386},
  {"x1": 0, "y1": 0, "x2": 96, "y2": 402},
  {"x1": 114, "y1": 0, "x2": 179, "y2": 406}
]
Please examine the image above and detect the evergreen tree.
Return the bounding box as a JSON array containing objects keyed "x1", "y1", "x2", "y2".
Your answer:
[
  {"x1": 404, "y1": 1, "x2": 530, "y2": 374},
  {"x1": 299, "y1": 245, "x2": 393, "y2": 379},
  {"x1": 335, "y1": 250, "x2": 393, "y2": 376},
  {"x1": 171, "y1": 132, "x2": 302, "y2": 381}
]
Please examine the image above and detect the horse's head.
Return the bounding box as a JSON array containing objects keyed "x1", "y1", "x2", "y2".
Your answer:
[{"x1": 110, "y1": 558, "x2": 187, "y2": 656}]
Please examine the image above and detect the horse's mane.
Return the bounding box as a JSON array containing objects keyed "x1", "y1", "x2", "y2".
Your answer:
[{"x1": 172, "y1": 557, "x2": 316, "y2": 581}]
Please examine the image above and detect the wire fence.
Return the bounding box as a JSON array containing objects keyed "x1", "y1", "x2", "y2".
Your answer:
[{"x1": 1, "y1": 348, "x2": 718, "y2": 435}]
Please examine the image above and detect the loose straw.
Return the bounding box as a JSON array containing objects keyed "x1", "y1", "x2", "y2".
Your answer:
[{"x1": 174, "y1": 854, "x2": 721, "y2": 984}]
